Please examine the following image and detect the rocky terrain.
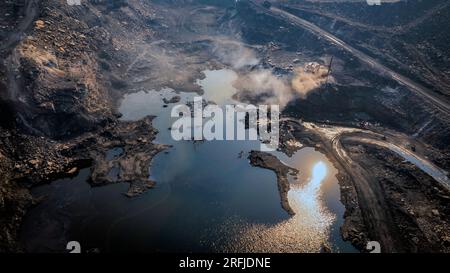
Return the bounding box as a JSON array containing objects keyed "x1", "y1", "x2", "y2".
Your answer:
[
  {"x1": 0, "y1": 0, "x2": 172, "y2": 252},
  {"x1": 282, "y1": 0, "x2": 450, "y2": 97},
  {"x1": 343, "y1": 140, "x2": 450, "y2": 252}
]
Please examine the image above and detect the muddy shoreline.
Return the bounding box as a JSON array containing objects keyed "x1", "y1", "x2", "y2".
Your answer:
[{"x1": 248, "y1": 150, "x2": 298, "y2": 216}]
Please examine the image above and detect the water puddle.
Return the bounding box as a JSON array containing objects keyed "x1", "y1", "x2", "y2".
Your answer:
[{"x1": 21, "y1": 69, "x2": 356, "y2": 253}]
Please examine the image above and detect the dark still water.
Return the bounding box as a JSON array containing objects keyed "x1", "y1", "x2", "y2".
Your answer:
[{"x1": 21, "y1": 69, "x2": 356, "y2": 253}]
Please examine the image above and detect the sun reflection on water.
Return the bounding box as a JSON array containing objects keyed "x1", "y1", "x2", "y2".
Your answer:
[
  {"x1": 293, "y1": 161, "x2": 327, "y2": 212},
  {"x1": 224, "y1": 159, "x2": 336, "y2": 253}
]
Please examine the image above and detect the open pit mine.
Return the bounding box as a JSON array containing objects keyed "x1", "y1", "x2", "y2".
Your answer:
[{"x1": 0, "y1": 0, "x2": 449, "y2": 255}]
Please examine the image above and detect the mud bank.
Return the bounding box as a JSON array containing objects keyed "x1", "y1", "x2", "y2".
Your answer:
[{"x1": 248, "y1": 151, "x2": 298, "y2": 216}]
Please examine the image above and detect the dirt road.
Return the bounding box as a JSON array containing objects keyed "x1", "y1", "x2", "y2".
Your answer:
[
  {"x1": 281, "y1": 117, "x2": 449, "y2": 251},
  {"x1": 250, "y1": 1, "x2": 450, "y2": 116}
]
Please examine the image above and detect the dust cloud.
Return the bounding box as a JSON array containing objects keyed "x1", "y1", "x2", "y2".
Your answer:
[
  {"x1": 212, "y1": 38, "x2": 259, "y2": 69},
  {"x1": 232, "y1": 64, "x2": 330, "y2": 108},
  {"x1": 233, "y1": 70, "x2": 294, "y2": 108},
  {"x1": 212, "y1": 39, "x2": 330, "y2": 108},
  {"x1": 291, "y1": 63, "x2": 330, "y2": 98}
]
